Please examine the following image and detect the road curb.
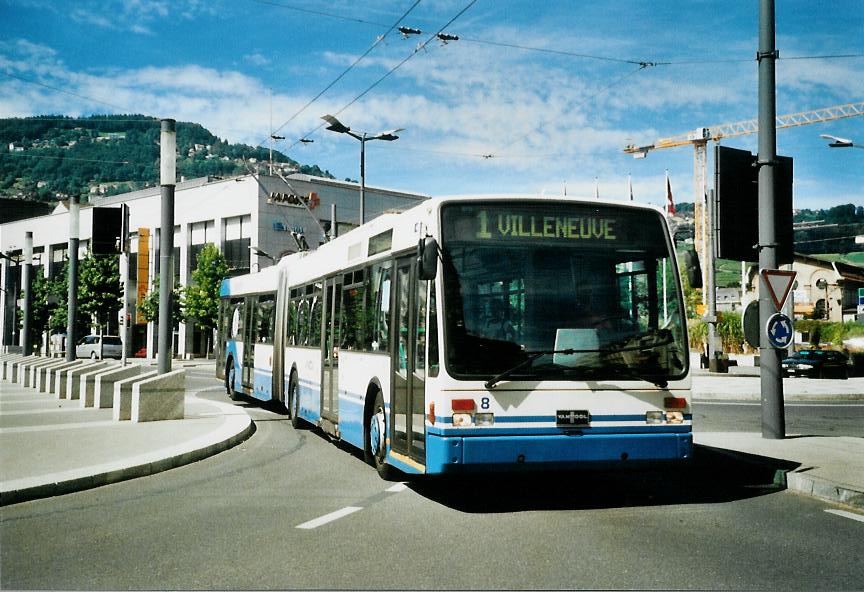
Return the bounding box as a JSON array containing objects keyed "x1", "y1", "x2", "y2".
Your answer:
[
  {"x1": 0, "y1": 395, "x2": 255, "y2": 506},
  {"x1": 784, "y1": 470, "x2": 864, "y2": 509}
]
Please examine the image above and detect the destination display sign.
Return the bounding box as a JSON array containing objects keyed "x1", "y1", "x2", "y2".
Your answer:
[{"x1": 442, "y1": 202, "x2": 666, "y2": 251}]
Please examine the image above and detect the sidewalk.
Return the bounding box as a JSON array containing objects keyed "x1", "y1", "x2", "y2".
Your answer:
[
  {"x1": 0, "y1": 362, "x2": 253, "y2": 506},
  {"x1": 1, "y1": 360, "x2": 861, "y2": 509}
]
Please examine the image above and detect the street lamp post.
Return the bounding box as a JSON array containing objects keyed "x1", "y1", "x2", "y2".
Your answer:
[{"x1": 321, "y1": 115, "x2": 402, "y2": 225}]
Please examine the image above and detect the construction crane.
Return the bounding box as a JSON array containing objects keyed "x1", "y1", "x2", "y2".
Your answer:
[
  {"x1": 624, "y1": 101, "x2": 864, "y2": 304},
  {"x1": 624, "y1": 101, "x2": 864, "y2": 216}
]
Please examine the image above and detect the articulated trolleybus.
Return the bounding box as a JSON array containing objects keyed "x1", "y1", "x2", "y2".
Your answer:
[{"x1": 218, "y1": 195, "x2": 693, "y2": 478}]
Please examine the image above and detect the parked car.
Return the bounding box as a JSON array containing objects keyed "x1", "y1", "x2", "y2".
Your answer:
[
  {"x1": 781, "y1": 348, "x2": 851, "y2": 379},
  {"x1": 75, "y1": 335, "x2": 123, "y2": 360}
]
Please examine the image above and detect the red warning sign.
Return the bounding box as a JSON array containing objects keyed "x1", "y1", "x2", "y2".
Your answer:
[{"x1": 760, "y1": 269, "x2": 796, "y2": 311}]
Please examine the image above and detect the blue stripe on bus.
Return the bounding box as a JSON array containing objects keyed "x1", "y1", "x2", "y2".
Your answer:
[
  {"x1": 427, "y1": 424, "x2": 691, "y2": 437},
  {"x1": 434, "y1": 414, "x2": 693, "y2": 424}
]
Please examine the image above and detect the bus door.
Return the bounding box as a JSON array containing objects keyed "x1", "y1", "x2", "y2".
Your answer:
[
  {"x1": 241, "y1": 296, "x2": 255, "y2": 390},
  {"x1": 321, "y1": 276, "x2": 341, "y2": 422},
  {"x1": 391, "y1": 256, "x2": 427, "y2": 466}
]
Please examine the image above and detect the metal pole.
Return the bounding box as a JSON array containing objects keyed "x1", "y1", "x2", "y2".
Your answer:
[
  {"x1": 22, "y1": 232, "x2": 32, "y2": 356},
  {"x1": 706, "y1": 190, "x2": 718, "y2": 371},
  {"x1": 66, "y1": 195, "x2": 79, "y2": 362},
  {"x1": 158, "y1": 119, "x2": 176, "y2": 375},
  {"x1": 758, "y1": 0, "x2": 785, "y2": 439},
  {"x1": 331, "y1": 203, "x2": 338, "y2": 239},
  {"x1": 120, "y1": 204, "x2": 130, "y2": 366},
  {"x1": 359, "y1": 134, "x2": 366, "y2": 225}
]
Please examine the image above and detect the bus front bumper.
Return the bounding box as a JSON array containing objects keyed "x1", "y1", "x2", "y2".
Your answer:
[{"x1": 424, "y1": 432, "x2": 693, "y2": 474}]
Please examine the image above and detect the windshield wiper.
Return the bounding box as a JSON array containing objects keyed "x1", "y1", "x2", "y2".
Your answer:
[{"x1": 484, "y1": 348, "x2": 596, "y2": 389}]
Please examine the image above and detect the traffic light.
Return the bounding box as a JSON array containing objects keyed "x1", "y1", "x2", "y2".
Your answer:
[
  {"x1": 91, "y1": 207, "x2": 122, "y2": 255},
  {"x1": 714, "y1": 145, "x2": 793, "y2": 264}
]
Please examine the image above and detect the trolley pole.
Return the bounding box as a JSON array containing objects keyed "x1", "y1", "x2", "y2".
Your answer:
[
  {"x1": 157, "y1": 119, "x2": 176, "y2": 375},
  {"x1": 757, "y1": 0, "x2": 785, "y2": 439}
]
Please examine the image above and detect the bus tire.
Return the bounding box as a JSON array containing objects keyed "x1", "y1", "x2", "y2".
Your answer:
[
  {"x1": 367, "y1": 390, "x2": 397, "y2": 480},
  {"x1": 288, "y1": 371, "x2": 304, "y2": 429},
  {"x1": 226, "y1": 360, "x2": 240, "y2": 401}
]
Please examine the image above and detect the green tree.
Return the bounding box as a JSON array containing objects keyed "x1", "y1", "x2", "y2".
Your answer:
[
  {"x1": 182, "y1": 243, "x2": 229, "y2": 356},
  {"x1": 138, "y1": 277, "x2": 185, "y2": 327},
  {"x1": 78, "y1": 252, "x2": 122, "y2": 333}
]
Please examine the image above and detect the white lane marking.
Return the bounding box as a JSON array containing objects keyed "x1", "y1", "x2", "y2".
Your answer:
[
  {"x1": 296, "y1": 506, "x2": 363, "y2": 530},
  {"x1": 386, "y1": 482, "x2": 408, "y2": 493},
  {"x1": 825, "y1": 509, "x2": 864, "y2": 523}
]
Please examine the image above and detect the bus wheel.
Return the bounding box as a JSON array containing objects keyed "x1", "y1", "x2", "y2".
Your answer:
[
  {"x1": 288, "y1": 371, "x2": 303, "y2": 429},
  {"x1": 226, "y1": 362, "x2": 240, "y2": 401},
  {"x1": 368, "y1": 390, "x2": 397, "y2": 480}
]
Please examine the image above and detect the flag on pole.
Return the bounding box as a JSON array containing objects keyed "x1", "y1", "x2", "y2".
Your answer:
[
  {"x1": 665, "y1": 171, "x2": 676, "y2": 216},
  {"x1": 628, "y1": 174, "x2": 634, "y2": 201},
  {"x1": 593, "y1": 177, "x2": 599, "y2": 199}
]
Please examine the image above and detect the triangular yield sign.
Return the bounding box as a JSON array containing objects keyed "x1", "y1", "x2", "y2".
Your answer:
[{"x1": 761, "y1": 269, "x2": 797, "y2": 311}]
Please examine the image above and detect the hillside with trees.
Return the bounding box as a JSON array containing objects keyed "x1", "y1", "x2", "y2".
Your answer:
[{"x1": 0, "y1": 114, "x2": 333, "y2": 202}]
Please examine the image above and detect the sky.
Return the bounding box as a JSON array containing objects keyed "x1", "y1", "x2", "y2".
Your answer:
[{"x1": 1, "y1": 0, "x2": 862, "y2": 211}]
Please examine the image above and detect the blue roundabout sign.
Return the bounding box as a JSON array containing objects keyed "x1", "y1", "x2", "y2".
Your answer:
[{"x1": 765, "y1": 313, "x2": 794, "y2": 349}]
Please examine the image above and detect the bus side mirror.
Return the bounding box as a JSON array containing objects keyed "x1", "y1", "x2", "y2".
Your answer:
[
  {"x1": 683, "y1": 249, "x2": 703, "y2": 289},
  {"x1": 418, "y1": 237, "x2": 438, "y2": 280}
]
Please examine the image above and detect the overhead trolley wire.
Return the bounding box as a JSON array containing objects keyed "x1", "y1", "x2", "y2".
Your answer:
[
  {"x1": 262, "y1": 0, "x2": 424, "y2": 148},
  {"x1": 284, "y1": 0, "x2": 479, "y2": 152}
]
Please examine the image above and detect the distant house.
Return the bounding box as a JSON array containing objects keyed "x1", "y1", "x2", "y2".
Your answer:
[{"x1": 742, "y1": 254, "x2": 864, "y2": 322}]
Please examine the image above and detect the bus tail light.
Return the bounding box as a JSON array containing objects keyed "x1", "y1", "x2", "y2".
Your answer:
[
  {"x1": 428, "y1": 402, "x2": 435, "y2": 425},
  {"x1": 664, "y1": 396, "x2": 687, "y2": 409},
  {"x1": 452, "y1": 399, "x2": 476, "y2": 427},
  {"x1": 666, "y1": 411, "x2": 684, "y2": 424},
  {"x1": 452, "y1": 399, "x2": 476, "y2": 412}
]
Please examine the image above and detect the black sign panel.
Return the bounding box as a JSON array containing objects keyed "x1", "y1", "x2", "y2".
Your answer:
[
  {"x1": 714, "y1": 146, "x2": 793, "y2": 264},
  {"x1": 91, "y1": 207, "x2": 122, "y2": 255}
]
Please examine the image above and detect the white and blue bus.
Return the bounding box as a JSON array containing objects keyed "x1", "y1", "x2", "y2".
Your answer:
[{"x1": 217, "y1": 195, "x2": 695, "y2": 478}]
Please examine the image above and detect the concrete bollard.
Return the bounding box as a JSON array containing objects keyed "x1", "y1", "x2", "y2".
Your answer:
[
  {"x1": 38, "y1": 360, "x2": 80, "y2": 393},
  {"x1": 34, "y1": 359, "x2": 78, "y2": 392},
  {"x1": 0, "y1": 354, "x2": 25, "y2": 381},
  {"x1": 10, "y1": 356, "x2": 35, "y2": 383},
  {"x1": 79, "y1": 363, "x2": 120, "y2": 407},
  {"x1": 31, "y1": 358, "x2": 72, "y2": 390},
  {"x1": 131, "y1": 369, "x2": 186, "y2": 422},
  {"x1": 55, "y1": 361, "x2": 99, "y2": 399},
  {"x1": 95, "y1": 365, "x2": 147, "y2": 408},
  {"x1": 15, "y1": 356, "x2": 41, "y2": 386},
  {"x1": 65, "y1": 362, "x2": 110, "y2": 400},
  {"x1": 47, "y1": 360, "x2": 86, "y2": 395},
  {"x1": 113, "y1": 371, "x2": 158, "y2": 420},
  {"x1": 26, "y1": 358, "x2": 58, "y2": 389}
]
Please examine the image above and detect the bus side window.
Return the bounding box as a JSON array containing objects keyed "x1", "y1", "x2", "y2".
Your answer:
[
  {"x1": 341, "y1": 277, "x2": 365, "y2": 350},
  {"x1": 255, "y1": 294, "x2": 275, "y2": 344},
  {"x1": 308, "y1": 282, "x2": 323, "y2": 348},
  {"x1": 297, "y1": 295, "x2": 310, "y2": 346},
  {"x1": 286, "y1": 298, "x2": 297, "y2": 346},
  {"x1": 231, "y1": 299, "x2": 244, "y2": 340},
  {"x1": 367, "y1": 261, "x2": 391, "y2": 352},
  {"x1": 428, "y1": 282, "x2": 439, "y2": 377}
]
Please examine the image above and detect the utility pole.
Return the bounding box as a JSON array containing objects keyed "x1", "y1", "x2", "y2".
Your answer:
[
  {"x1": 66, "y1": 195, "x2": 79, "y2": 362},
  {"x1": 22, "y1": 232, "x2": 33, "y2": 356},
  {"x1": 158, "y1": 119, "x2": 176, "y2": 375},
  {"x1": 120, "y1": 204, "x2": 130, "y2": 366},
  {"x1": 758, "y1": 0, "x2": 785, "y2": 439}
]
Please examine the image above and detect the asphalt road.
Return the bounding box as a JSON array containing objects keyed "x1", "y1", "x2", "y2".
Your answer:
[{"x1": 2, "y1": 369, "x2": 862, "y2": 590}]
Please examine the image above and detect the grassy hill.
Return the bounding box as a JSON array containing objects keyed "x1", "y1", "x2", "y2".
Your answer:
[{"x1": 0, "y1": 114, "x2": 332, "y2": 203}]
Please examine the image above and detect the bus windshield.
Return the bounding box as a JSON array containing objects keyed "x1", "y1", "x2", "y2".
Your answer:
[{"x1": 440, "y1": 201, "x2": 688, "y2": 384}]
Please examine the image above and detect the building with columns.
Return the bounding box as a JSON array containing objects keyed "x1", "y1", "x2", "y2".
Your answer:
[{"x1": 1, "y1": 173, "x2": 428, "y2": 358}]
